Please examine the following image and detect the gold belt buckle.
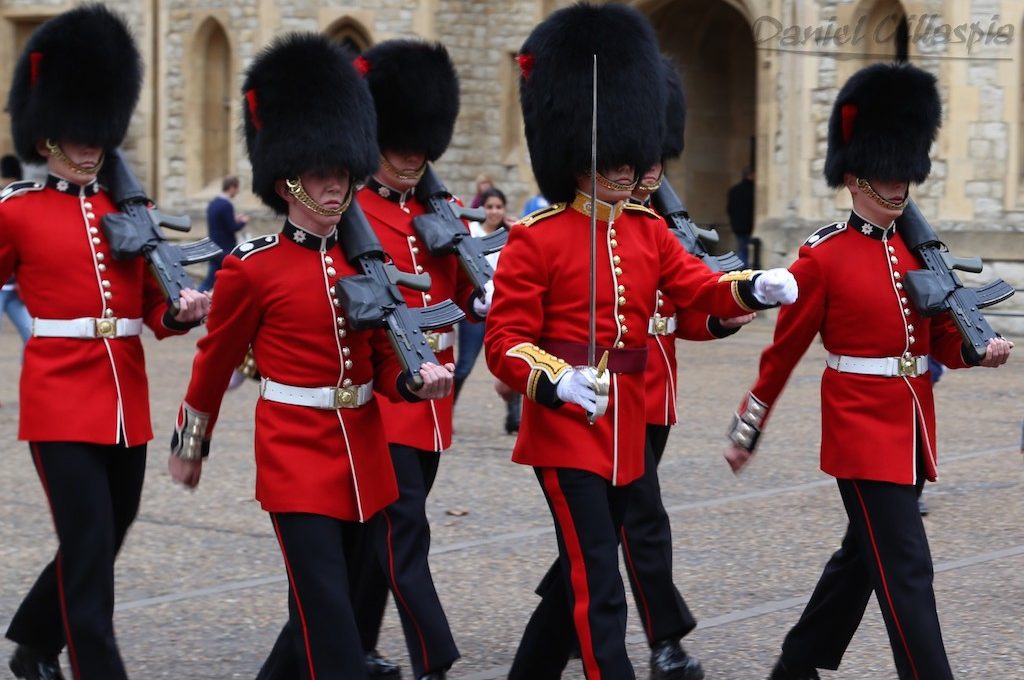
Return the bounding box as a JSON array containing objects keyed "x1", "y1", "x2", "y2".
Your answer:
[
  {"x1": 95, "y1": 317, "x2": 117, "y2": 338},
  {"x1": 426, "y1": 332, "x2": 440, "y2": 351},
  {"x1": 653, "y1": 316, "x2": 667, "y2": 335},
  {"x1": 334, "y1": 385, "x2": 359, "y2": 408},
  {"x1": 898, "y1": 356, "x2": 919, "y2": 377}
]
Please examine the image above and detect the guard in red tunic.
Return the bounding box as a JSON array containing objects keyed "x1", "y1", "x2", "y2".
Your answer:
[
  {"x1": 0, "y1": 8, "x2": 210, "y2": 679},
  {"x1": 166, "y1": 34, "x2": 452, "y2": 679},
  {"x1": 620, "y1": 57, "x2": 754, "y2": 680},
  {"x1": 349, "y1": 40, "x2": 481, "y2": 680},
  {"x1": 723, "y1": 63, "x2": 1013, "y2": 680},
  {"x1": 487, "y1": 6, "x2": 798, "y2": 678}
]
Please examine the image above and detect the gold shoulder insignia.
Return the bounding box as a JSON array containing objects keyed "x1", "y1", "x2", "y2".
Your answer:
[
  {"x1": 519, "y1": 202, "x2": 566, "y2": 227},
  {"x1": 231, "y1": 234, "x2": 279, "y2": 260},
  {"x1": 0, "y1": 181, "x2": 43, "y2": 204},
  {"x1": 718, "y1": 269, "x2": 755, "y2": 283},
  {"x1": 622, "y1": 202, "x2": 660, "y2": 219},
  {"x1": 804, "y1": 222, "x2": 846, "y2": 248}
]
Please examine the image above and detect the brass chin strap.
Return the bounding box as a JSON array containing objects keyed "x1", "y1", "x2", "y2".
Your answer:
[
  {"x1": 590, "y1": 171, "x2": 638, "y2": 192},
  {"x1": 856, "y1": 177, "x2": 909, "y2": 211},
  {"x1": 286, "y1": 178, "x2": 353, "y2": 217},
  {"x1": 379, "y1": 154, "x2": 426, "y2": 182},
  {"x1": 636, "y1": 170, "x2": 663, "y2": 195},
  {"x1": 45, "y1": 139, "x2": 103, "y2": 176}
]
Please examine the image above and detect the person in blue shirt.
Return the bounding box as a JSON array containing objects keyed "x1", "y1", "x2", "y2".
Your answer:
[{"x1": 199, "y1": 175, "x2": 248, "y2": 292}]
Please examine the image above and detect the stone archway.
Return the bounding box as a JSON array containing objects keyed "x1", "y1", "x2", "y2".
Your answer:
[
  {"x1": 643, "y1": 0, "x2": 756, "y2": 248},
  {"x1": 188, "y1": 17, "x2": 232, "y2": 192},
  {"x1": 325, "y1": 17, "x2": 373, "y2": 54}
]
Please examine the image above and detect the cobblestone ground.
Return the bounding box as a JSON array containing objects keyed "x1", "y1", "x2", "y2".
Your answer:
[{"x1": 0, "y1": 314, "x2": 1020, "y2": 679}]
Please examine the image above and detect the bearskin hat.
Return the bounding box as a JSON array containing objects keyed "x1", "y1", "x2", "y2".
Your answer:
[
  {"x1": 661, "y1": 56, "x2": 687, "y2": 161},
  {"x1": 357, "y1": 40, "x2": 459, "y2": 161},
  {"x1": 824, "y1": 62, "x2": 941, "y2": 188},
  {"x1": 242, "y1": 33, "x2": 379, "y2": 214},
  {"x1": 517, "y1": 3, "x2": 665, "y2": 204},
  {"x1": 7, "y1": 4, "x2": 142, "y2": 164}
]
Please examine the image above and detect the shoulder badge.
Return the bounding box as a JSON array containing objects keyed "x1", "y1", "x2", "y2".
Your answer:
[
  {"x1": 231, "y1": 234, "x2": 279, "y2": 260},
  {"x1": 804, "y1": 222, "x2": 846, "y2": 248},
  {"x1": 518, "y1": 202, "x2": 566, "y2": 227},
  {"x1": 622, "y1": 202, "x2": 660, "y2": 219},
  {"x1": 0, "y1": 181, "x2": 44, "y2": 204}
]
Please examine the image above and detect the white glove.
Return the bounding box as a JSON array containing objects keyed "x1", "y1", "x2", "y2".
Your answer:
[
  {"x1": 555, "y1": 368, "x2": 598, "y2": 414},
  {"x1": 753, "y1": 268, "x2": 798, "y2": 306},
  {"x1": 472, "y1": 280, "x2": 495, "y2": 317}
]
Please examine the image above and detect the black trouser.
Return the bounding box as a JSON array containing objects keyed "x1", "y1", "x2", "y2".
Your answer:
[
  {"x1": 356, "y1": 444, "x2": 458, "y2": 677},
  {"x1": 620, "y1": 424, "x2": 697, "y2": 647},
  {"x1": 509, "y1": 467, "x2": 635, "y2": 680},
  {"x1": 267, "y1": 513, "x2": 369, "y2": 680},
  {"x1": 6, "y1": 442, "x2": 146, "y2": 680},
  {"x1": 779, "y1": 466, "x2": 952, "y2": 679}
]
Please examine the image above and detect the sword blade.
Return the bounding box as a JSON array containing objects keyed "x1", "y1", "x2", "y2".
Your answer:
[{"x1": 589, "y1": 53, "x2": 598, "y2": 369}]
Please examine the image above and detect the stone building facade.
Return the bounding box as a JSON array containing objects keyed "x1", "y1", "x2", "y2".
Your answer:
[{"x1": 1, "y1": 0, "x2": 1021, "y2": 329}]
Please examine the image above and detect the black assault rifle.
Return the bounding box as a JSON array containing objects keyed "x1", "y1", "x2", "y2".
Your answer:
[
  {"x1": 100, "y1": 149, "x2": 221, "y2": 313},
  {"x1": 899, "y1": 199, "x2": 1015, "y2": 364},
  {"x1": 412, "y1": 164, "x2": 508, "y2": 296},
  {"x1": 335, "y1": 199, "x2": 466, "y2": 389},
  {"x1": 652, "y1": 179, "x2": 745, "y2": 273}
]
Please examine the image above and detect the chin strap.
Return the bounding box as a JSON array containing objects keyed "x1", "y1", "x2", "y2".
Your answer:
[
  {"x1": 379, "y1": 154, "x2": 426, "y2": 182},
  {"x1": 286, "y1": 178, "x2": 353, "y2": 217},
  {"x1": 45, "y1": 139, "x2": 103, "y2": 176},
  {"x1": 590, "y1": 171, "x2": 638, "y2": 193},
  {"x1": 856, "y1": 177, "x2": 908, "y2": 211}
]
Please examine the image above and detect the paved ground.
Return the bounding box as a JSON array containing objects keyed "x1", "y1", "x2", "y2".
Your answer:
[{"x1": 0, "y1": 314, "x2": 1020, "y2": 679}]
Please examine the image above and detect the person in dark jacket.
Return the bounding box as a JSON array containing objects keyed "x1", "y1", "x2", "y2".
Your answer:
[
  {"x1": 199, "y1": 175, "x2": 248, "y2": 292},
  {"x1": 726, "y1": 167, "x2": 755, "y2": 267}
]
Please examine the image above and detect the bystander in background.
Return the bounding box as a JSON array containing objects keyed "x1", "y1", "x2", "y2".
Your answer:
[
  {"x1": 199, "y1": 175, "x2": 248, "y2": 292},
  {"x1": 726, "y1": 166, "x2": 755, "y2": 268}
]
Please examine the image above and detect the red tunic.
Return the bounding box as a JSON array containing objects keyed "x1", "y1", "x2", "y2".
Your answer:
[
  {"x1": 486, "y1": 194, "x2": 767, "y2": 485},
  {"x1": 180, "y1": 221, "x2": 406, "y2": 522},
  {"x1": 358, "y1": 184, "x2": 477, "y2": 452},
  {"x1": 0, "y1": 177, "x2": 188, "y2": 446},
  {"x1": 736, "y1": 215, "x2": 971, "y2": 485}
]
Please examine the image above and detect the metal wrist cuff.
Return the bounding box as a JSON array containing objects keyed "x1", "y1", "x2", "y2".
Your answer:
[
  {"x1": 728, "y1": 393, "x2": 767, "y2": 452},
  {"x1": 171, "y1": 403, "x2": 210, "y2": 461}
]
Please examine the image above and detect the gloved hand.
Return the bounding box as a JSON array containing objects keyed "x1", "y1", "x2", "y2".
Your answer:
[
  {"x1": 753, "y1": 268, "x2": 798, "y2": 305},
  {"x1": 555, "y1": 367, "x2": 599, "y2": 414},
  {"x1": 472, "y1": 280, "x2": 495, "y2": 317}
]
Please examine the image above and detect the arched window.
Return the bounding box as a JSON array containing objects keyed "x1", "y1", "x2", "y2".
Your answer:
[
  {"x1": 326, "y1": 17, "x2": 372, "y2": 54},
  {"x1": 189, "y1": 18, "x2": 232, "y2": 191}
]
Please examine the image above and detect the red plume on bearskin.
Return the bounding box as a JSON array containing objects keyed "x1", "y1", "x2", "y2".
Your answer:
[
  {"x1": 242, "y1": 33, "x2": 379, "y2": 214},
  {"x1": 7, "y1": 4, "x2": 142, "y2": 164},
  {"x1": 359, "y1": 40, "x2": 460, "y2": 162},
  {"x1": 824, "y1": 62, "x2": 941, "y2": 188},
  {"x1": 518, "y1": 2, "x2": 665, "y2": 204}
]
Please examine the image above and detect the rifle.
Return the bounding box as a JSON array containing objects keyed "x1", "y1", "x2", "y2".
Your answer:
[
  {"x1": 899, "y1": 199, "x2": 1015, "y2": 363},
  {"x1": 412, "y1": 164, "x2": 508, "y2": 296},
  {"x1": 335, "y1": 199, "x2": 466, "y2": 389},
  {"x1": 651, "y1": 179, "x2": 745, "y2": 273},
  {"x1": 100, "y1": 149, "x2": 221, "y2": 312}
]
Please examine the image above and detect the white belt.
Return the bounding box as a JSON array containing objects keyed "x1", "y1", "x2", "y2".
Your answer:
[
  {"x1": 32, "y1": 317, "x2": 143, "y2": 339},
  {"x1": 826, "y1": 353, "x2": 929, "y2": 378},
  {"x1": 260, "y1": 377, "x2": 374, "y2": 410},
  {"x1": 426, "y1": 330, "x2": 455, "y2": 352},
  {"x1": 647, "y1": 315, "x2": 677, "y2": 336}
]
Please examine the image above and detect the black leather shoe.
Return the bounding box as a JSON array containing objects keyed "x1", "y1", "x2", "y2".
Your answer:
[
  {"x1": 918, "y1": 496, "x2": 929, "y2": 516},
  {"x1": 365, "y1": 650, "x2": 401, "y2": 678},
  {"x1": 769, "y1": 656, "x2": 820, "y2": 680},
  {"x1": 649, "y1": 639, "x2": 704, "y2": 680},
  {"x1": 418, "y1": 672, "x2": 446, "y2": 680},
  {"x1": 9, "y1": 645, "x2": 65, "y2": 680}
]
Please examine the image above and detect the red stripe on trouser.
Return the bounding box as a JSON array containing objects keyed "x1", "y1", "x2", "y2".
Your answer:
[
  {"x1": 271, "y1": 515, "x2": 317, "y2": 680},
  {"x1": 619, "y1": 526, "x2": 655, "y2": 643},
  {"x1": 31, "y1": 444, "x2": 81, "y2": 679},
  {"x1": 383, "y1": 508, "x2": 432, "y2": 672},
  {"x1": 541, "y1": 468, "x2": 601, "y2": 680},
  {"x1": 852, "y1": 482, "x2": 920, "y2": 680}
]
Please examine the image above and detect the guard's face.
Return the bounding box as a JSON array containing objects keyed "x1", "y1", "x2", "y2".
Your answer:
[
  {"x1": 379, "y1": 149, "x2": 427, "y2": 192},
  {"x1": 846, "y1": 173, "x2": 909, "y2": 225},
  {"x1": 301, "y1": 168, "x2": 351, "y2": 210},
  {"x1": 639, "y1": 161, "x2": 663, "y2": 188},
  {"x1": 577, "y1": 164, "x2": 636, "y2": 203},
  {"x1": 59, "y1": 142, "x2": 104, "y2": 170},
  {"x1": 38, "y1": 139, "x2": 104, "y2": 180}
]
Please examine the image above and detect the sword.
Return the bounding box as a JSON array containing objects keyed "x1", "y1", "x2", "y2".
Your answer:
[{"x1": 587, "y1": 53, "x2": 609, "y2": 425}]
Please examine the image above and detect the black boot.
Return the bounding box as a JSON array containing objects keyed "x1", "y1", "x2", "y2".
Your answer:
[
  {"x1": 649, "y1": 639, "x2": 704, "y2": 680},
  {"x1": 9, "y1": 646, "x2": 65, "y2": 680},
  {"x1": 418, "y1": 671, "x2": 446, "y2": 680},
  {"x1": 365, "y1": 650, "x2": 401, "y2": 678},
  {"x1": 769, "y1": 656, "x2": 820, "y2": 680}
]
